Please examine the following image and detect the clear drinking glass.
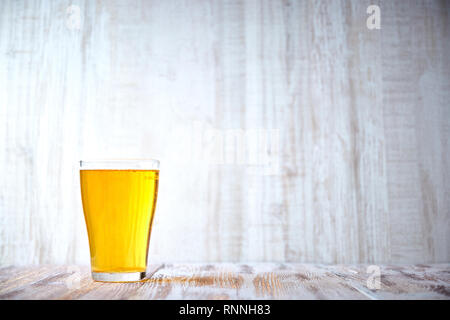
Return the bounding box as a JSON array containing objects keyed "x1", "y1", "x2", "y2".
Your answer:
[{"x1": 79, "y1": 159, "x2": 159, "y2": 282}]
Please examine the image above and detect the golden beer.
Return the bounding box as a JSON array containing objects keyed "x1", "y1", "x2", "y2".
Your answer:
[{"x1": 80, "y1": 160, "x2": 159, "y2": 282}]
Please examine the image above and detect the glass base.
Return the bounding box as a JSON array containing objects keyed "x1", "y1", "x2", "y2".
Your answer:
[{"x1": 92, "y1": 271, "x2": 146, "y2": 283}]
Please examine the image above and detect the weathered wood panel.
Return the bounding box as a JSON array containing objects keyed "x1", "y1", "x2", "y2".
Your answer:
[
  {"x1": 0, "y1": 0, "x2": 449, "y2": 265},
  {"x1": 0, "y1": 264, "x2": 448, "y2": 299}
]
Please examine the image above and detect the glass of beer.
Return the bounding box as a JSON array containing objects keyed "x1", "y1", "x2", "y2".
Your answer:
[{"x1": 79, "y1": 159, "x2": 159, "y2": 282}]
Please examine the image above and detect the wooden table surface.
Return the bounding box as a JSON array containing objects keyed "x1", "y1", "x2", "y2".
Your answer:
[{"x1": 0, "y1": 264, "x2": 448, "y2": 300}]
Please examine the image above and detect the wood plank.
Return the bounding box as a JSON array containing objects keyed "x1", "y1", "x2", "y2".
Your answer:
[
  {"x1": 0, "y1": 0, "x2": 449, "y2": 265},
  {"x1": 0, "y1": 264, "x2": 448, "y2": 300}
]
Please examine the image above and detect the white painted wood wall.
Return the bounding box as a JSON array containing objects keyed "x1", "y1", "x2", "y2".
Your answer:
[{"x1": 0, "y1": 0, "x2": 449, "y2": 265}]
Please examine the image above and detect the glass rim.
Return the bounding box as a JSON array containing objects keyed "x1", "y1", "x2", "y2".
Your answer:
[{"x1": 79, "y1": 159, "x2": 160, "y2": 170}]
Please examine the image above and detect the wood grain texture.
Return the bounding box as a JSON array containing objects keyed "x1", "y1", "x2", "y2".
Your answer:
[
  {"x1": 0, "y1": 264, "x2": 449, "y2": 299},
  {"x1": 0, "y1": 0, "x2": 449, "y2": 265}
]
